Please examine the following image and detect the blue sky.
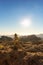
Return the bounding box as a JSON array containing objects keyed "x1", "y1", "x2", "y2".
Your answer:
[{"x1": 0, "y1": 0, "x2": 43, "y2": 35}]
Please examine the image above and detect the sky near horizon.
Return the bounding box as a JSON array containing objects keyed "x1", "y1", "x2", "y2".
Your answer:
[{"x1": 0, "y1": 0, "x2": 43, "y2": 35}]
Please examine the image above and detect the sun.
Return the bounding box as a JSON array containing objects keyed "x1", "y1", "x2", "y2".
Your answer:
[{"x1": 20, "y1": 18, "x2": 31, "y2": 27}]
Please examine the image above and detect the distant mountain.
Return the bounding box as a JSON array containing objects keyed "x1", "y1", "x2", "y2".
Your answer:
[
  {"x1": 19, "y1": 35, "x2": 41, "y2": 43},
  {"x1": 37, "y1": 34, "x2": 43, "y2": 39},
  {"x1": 0, "y1": 36, "x2": 13, "y2": 42}
]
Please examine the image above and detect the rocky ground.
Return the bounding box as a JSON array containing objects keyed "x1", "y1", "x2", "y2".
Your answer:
[
  {"x1": 0, "y1": 35, "x2": 43, "y2": 65},
  {"x1": 0, "y1": 47, "x2": 43, "y2": 65}
]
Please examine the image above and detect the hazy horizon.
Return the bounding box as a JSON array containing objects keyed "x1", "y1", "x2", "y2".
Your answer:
[{"x1": 0, "y1": 33, "x2": 43, "y2": 36}]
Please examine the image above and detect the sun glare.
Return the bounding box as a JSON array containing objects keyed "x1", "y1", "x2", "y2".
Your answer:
[{"x1": 20, "y1": 18, "x2": 31, "y2": 27}]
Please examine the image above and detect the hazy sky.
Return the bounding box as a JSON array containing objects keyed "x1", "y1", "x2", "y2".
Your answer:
[{"x1": 0, "y1": 0, "x2": 43, "y2": 35}]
